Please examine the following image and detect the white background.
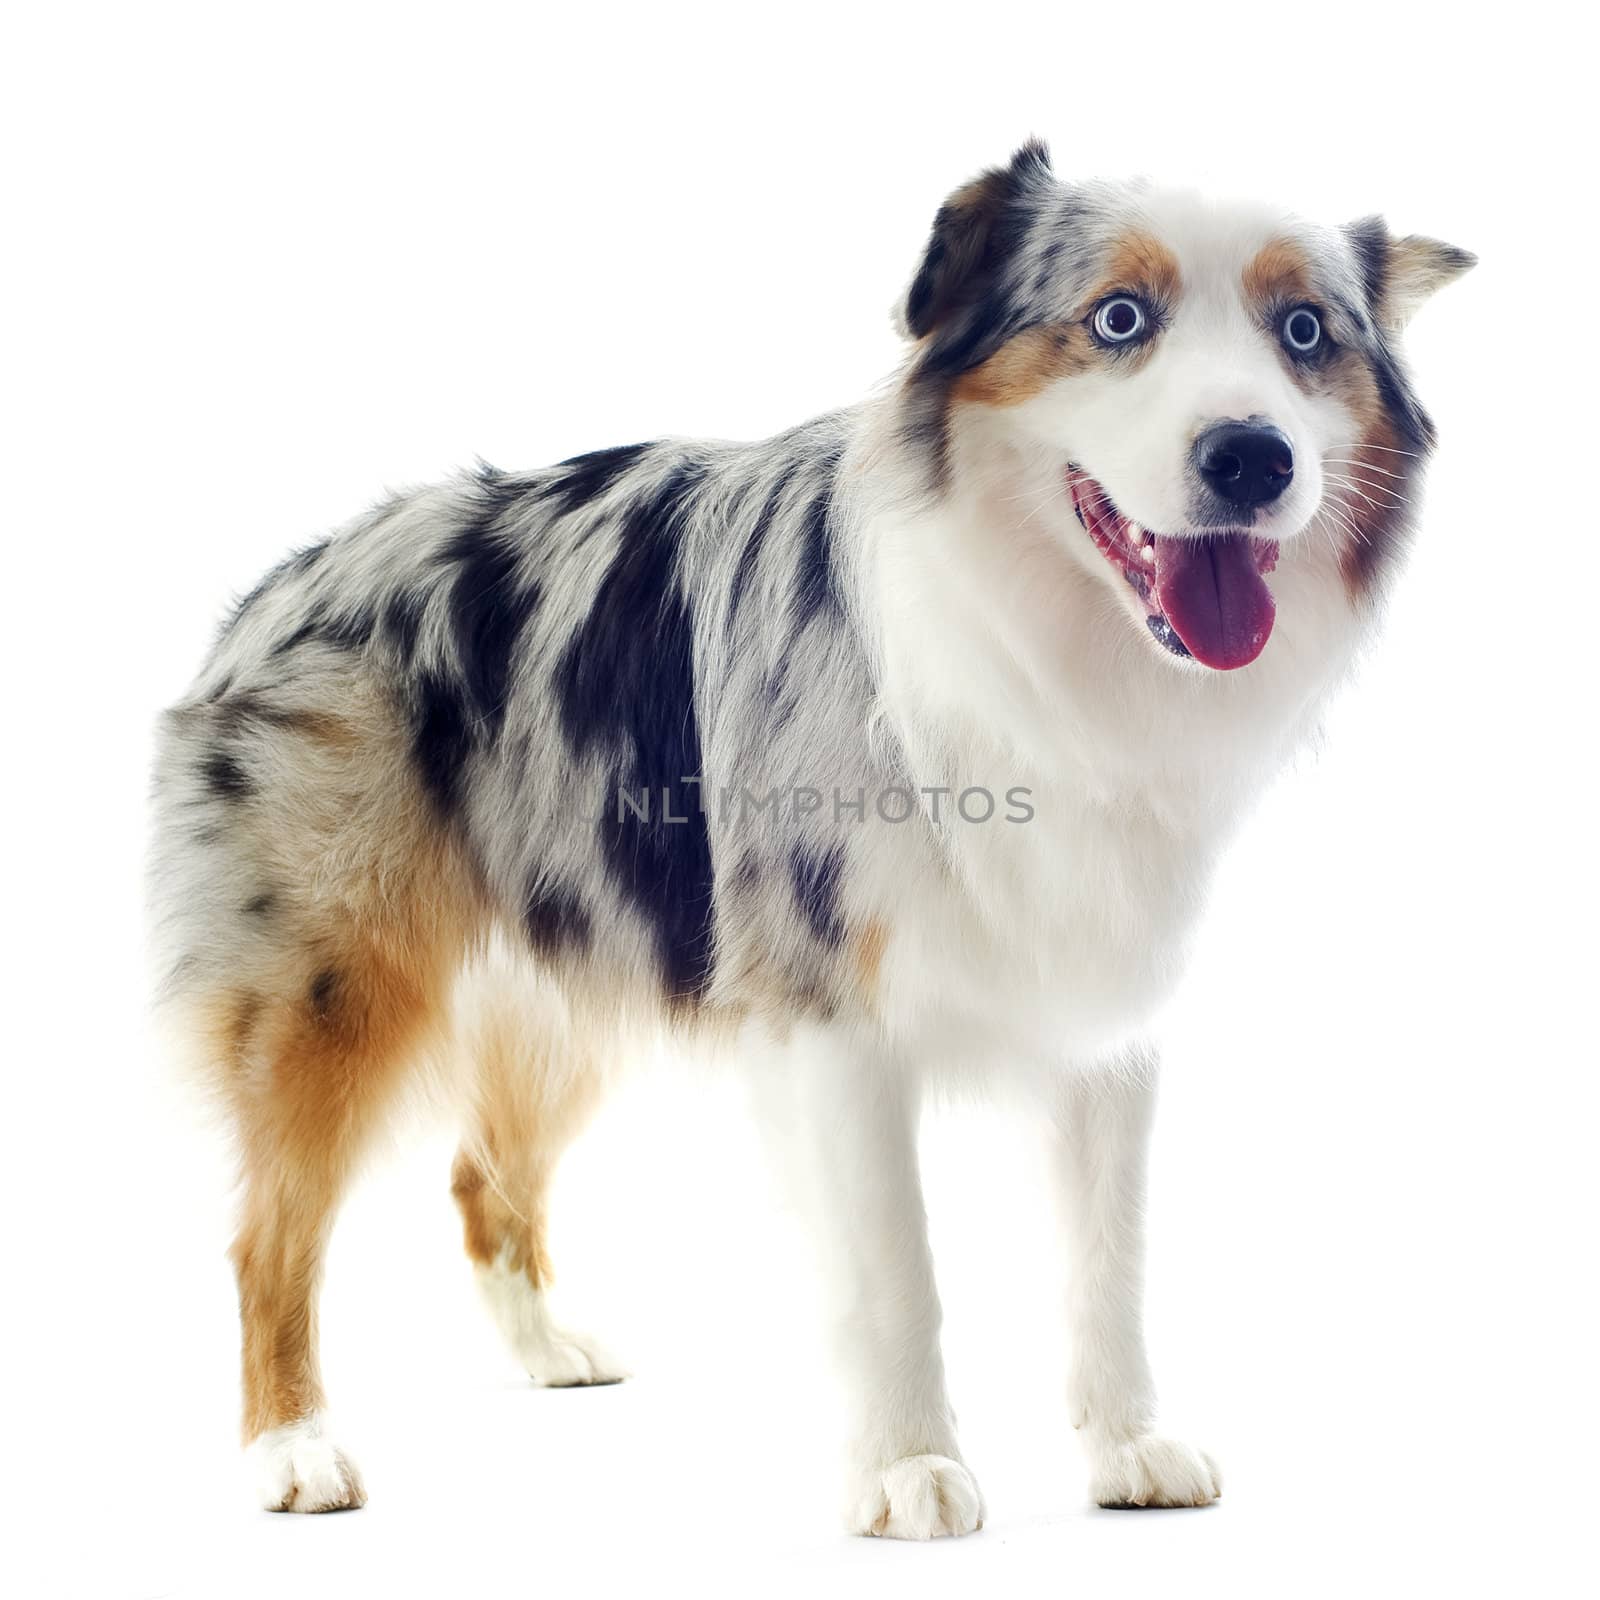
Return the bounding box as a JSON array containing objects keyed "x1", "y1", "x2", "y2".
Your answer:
[{"x1": 4, "y1": 4, "x2": 1595, "y2": 1597}]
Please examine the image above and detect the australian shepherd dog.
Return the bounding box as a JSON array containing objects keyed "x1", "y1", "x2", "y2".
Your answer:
[{"x1": 149, "y1": 142, "x2": 1470, "y2": 1534}]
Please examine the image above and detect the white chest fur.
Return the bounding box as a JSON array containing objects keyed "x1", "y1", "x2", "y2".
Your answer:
[{"x1": 860, "y1": 486, "x2": 1366, "y2": 1068}]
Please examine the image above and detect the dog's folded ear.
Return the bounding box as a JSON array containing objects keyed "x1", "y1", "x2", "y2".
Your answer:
[
  {"x1": 1346, "y1": 217, "x2": 1476, "y2": 332},
  {"x1": 896, "y1": 140, "x2": 1054, "y2": 349}
]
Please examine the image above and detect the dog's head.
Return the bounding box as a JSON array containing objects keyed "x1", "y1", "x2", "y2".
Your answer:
[{"x1": 897, "y1": 142, "x2": 1473, "y2": 671}]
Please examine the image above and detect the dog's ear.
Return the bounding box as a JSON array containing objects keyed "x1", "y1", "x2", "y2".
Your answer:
[
  {"x1": 897, "y1": 140, "x2": 1054, "y2": 342},
  {"x1": 1346, "y1": 217, "x2": 1476, "y2": 332}
]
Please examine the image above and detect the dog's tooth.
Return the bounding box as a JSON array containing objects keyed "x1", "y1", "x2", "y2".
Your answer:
[{"x1": 1140, "y1": 542, "x2": 1157, "y2": 563}]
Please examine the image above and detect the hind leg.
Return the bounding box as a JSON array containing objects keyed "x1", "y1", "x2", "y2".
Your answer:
[
  {"x1": 450, "y1": 963, "x2": 625, "y2": 1386},
  {"x1": 233, "y1": 1146, "x2": 368, "y2": 1512},
  {"x1": 225, "y1": 931, "x2": 461, "y2": 1509},
  {"x1": 152, "y1": 674, "x2": 480, "y2": 1509}
]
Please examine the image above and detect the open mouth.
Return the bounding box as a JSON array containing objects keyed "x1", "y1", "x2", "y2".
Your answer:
[{"x1": 1067, "y1": 469, "x2": 1280, "y2": 671}]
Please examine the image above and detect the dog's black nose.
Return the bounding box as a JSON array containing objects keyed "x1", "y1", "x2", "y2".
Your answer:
[{"x1": 1194, "y1": 420, "x2": 1294, "y2": 508}]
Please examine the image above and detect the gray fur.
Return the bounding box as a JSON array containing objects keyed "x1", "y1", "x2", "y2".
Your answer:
[{"x1": 151, "y1": 409, "x2": 917, "y2": 1024}]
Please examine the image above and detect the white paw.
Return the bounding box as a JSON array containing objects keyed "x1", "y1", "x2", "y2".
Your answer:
[
  {"x1": 521, "y1": 1320, "x2": 629, "y2": 1388},
  {"x1": 1091, "y1": 1435, "x2": 1221, "y2": 1508},
  {"x1": 246, "y1": 1413, "x2": 366, "y2": 1513},
  {"x1": 474, "y1": 1251, "x2": 628, "y2": 1387},
  {"x1": 846, "y1": 1454, "x2": 986, "y2": 1539}
]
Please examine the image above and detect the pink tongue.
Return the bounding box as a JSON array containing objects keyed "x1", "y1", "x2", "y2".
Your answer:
[{"x1": 1153, "y1": 534, "x2": 1276, "y2": 670}]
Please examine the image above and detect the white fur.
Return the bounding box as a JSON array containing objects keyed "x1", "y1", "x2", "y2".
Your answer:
[
  {"x1": 847, "y1": 1455, "x2": 986, "y2": 1539},
  {"x1": 245, "y1": 1413, "x2": 365, "y2": 1513},
  {"x1": 474, "y1": 1245, "x2": 627, "y2": 1386},
  {"x1": 742, "y1": 203, "x2": 1392, "y2": 1528}
]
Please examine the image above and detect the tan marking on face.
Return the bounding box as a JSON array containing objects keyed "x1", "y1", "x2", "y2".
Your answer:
[
  {"x1": 1247, "y1": 233, "x2": 1415, "y2": 599},
  {"x1": 1242, "y1": 237, "x2": 1314, "y2": 309},
  {"x1": 1097, "y1": 229, "x2": 1183, "y2": 308},
  {"x1": 1327, "y1": 348, "x2": 1387, "y2": 438},
  {"x1": 1335, "y1": 417, "x2": 1413, "y2": 604},
  {"x1": 1313, "y1": 332, "x2": 1418, "y2": 602},
  {"x1": 948, "y1": 229, "x2": 1184, "y2": 408},
  {"x1": 949, "y1": 323, "x2": 1094, "y2": 407}
]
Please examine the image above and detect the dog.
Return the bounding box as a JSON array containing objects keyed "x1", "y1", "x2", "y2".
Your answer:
[{"x1": 148, "y1": 141, "x2": 1470, "y2": 1533}]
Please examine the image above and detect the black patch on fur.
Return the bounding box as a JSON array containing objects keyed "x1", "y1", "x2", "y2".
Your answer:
[
  {"x1": 898, "y1": 144, "x2": 1066, "y2": 493},
  {"x1": 791, "y1": 468, "x2": 842, "y2": 635},
  {"x1": 201, "y1": 747, "x2": 253, "y2": 801},
  {"x1": 403, "y1": 486, "x2": 543, "y2": 817},
  {"x1": 324, "y1": 605, "x2": 376, "y2": 651},
  {"x1": 790, "y1": 844, "x2": 846, "y2": 947},
  {"x1": 543, "y1": 442, "x2": 655, "y2": 519},
  {"x1": 554, "y1": 458, "x2": 716, "y2": 1001},
  {"x1": 381, "y1": 589, "x2": 426, "y2": 668},
  {"x1": 268, "y1": 599, "x2": 375, "y2": 658},
  {"x1": 270, "y1": 609, "x2": 325, "y2": 657},
  {"x1": 1345, "y1": 216, "x2": 1390, "y2": 313},
  {"x1": 903, "y1": 141, "x2": 1048, "y2": 351},
  {"x1": 410, "y1": 667, "x2": 475, "y2": 816},
  {"x1": 920, "y1": 296, "x2": 1035, "y2": 382},
  {"x1": 242, "y1": 892, "x2": 276, "y2": 918},
  {"x1": 210, "y1": 693, "x2": 274, "y2": 739},
  {"x1": 1369, "y1": 345, "x2": 1436, "y2": 451},
  {"x1": 436, "y1": 512, "x2": 542, "y2": 742},
  {"x1": 522, "y1": 881, "x2": 593, "y2": 959},
  {"x1": 897, "y1": 378, "x2": 960, "y2": 491}
]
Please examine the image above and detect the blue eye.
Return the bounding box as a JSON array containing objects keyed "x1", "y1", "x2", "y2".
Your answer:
[
  {"x1": 1093, "y1": 296, "x2": 1147, "y2": 343},
  {"x1": 1283, "y1": 307, "x2": 1322, "y2": 353}
]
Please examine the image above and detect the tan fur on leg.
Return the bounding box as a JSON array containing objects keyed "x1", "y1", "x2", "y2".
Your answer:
[
  {"x1": 153, "y1": 679, "x2": 487, "y2": 1507},
  {"x1": 450, "y1": 954, "x2": 625, "y2": 1385},
  {"x1": 225, "y1": 909, "x2": 470, "y2": 1512}
]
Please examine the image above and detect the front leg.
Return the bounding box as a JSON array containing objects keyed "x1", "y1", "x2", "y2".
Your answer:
[
  {"x1": 751, "y1": 1028, "x2": 983, "y2": 1539},
  {"x1": 1053, "y1": 1054, "x2": 1222, "y2": 1508}
]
